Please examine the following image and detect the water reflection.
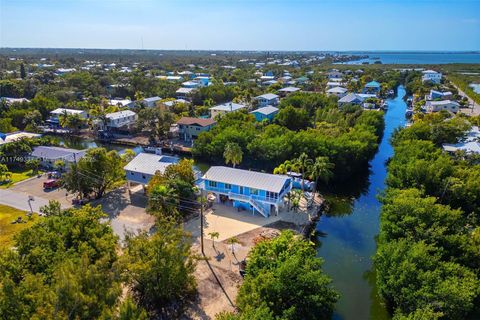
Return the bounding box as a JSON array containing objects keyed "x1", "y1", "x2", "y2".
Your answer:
[{"x1": 316, "y1": 86, "x2": 407, "y2": 320}]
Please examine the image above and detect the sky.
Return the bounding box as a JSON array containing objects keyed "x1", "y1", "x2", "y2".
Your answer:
[{"x1": 1, "y1": 0, "x2": 479, "y2": 51}]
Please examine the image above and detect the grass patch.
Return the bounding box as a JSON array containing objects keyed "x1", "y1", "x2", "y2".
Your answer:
[
  {"x1": 0, "y1": 204, "x2": 38, "y2": 249},
  {"x1": 0, "y1": 168, "x2": 41, "y2": 189}
]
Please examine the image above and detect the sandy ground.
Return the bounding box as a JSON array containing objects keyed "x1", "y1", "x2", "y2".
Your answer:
[{"x1": 183, "y1": 205, "x2": 312, "y2": 319}]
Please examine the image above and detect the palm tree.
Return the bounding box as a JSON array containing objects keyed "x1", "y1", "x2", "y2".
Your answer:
[
  {"x1": 223, "y1": 142, "x2": 243, "y2": 168},
  {"x1": 273, "y1": 160, "x2": 295, "y2": 175},
  {"x1": 295, "y1": 153, "x2": 313, "y2": 192},
  {"x1": 208, "y1": 231, "x2": 220, "y2": 251},
  {"x1": 225, "y1": 237, "x2": 240, "y2": 256},
  {"x1": 147, "y1": 184, "x2": 179, "y2": 218},
  {"x1": 310, "y1": 156, "x2": 335, "y2": 188}
]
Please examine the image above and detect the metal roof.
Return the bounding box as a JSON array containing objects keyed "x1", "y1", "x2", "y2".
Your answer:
[
  {"x1": 106, "y1": 110, "x2": 136, "y2": 120},
  {"x1": 210, "y1": 102, "x2": 246, "y2": 111},
  {"x1": 31, "y1": 146, "x2": 86, "y2": 162},
  {"x1": 123, "y1": 153, "x2": 178, "y2": 175},
  {"x1": 251, "y1": 106, "x2": 279, "y2": 115},
  {"x1": 202, "y1": 166, "x2": 290, "y2": 193},
  {"x1": 255, "y1": 93, "x2": 279, "y2": 100}
]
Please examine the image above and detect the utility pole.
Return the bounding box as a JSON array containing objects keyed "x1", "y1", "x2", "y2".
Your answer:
[{"x1": 200, "y1": 189, "x2": 204, "y2": 255}]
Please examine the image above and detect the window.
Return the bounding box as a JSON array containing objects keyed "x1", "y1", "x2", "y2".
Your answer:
[
  {"x1": 130, "y1": 171, "x2": 134, "y2": 175},
  {"x1": 208, "y1": 181, "x2": 217, "y2": 188},
  {"x1": 250, "y1": 188, "x2": 259, "y2": 195},
  {"x1": 224, "y1": 183, "x2": 232, "y2": 190}
]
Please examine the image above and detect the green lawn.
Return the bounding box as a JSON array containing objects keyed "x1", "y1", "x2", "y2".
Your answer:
[
  {"x1": 0, "y1": 168, "x2": 41, "y2": 189},
  {"x1": 0, "y1": 205, "x2": 38, "y2": 249}
]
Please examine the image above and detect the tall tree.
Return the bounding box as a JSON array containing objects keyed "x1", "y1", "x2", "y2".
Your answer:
[
  {"x1": 223, "y1": 142, "x2": 243, "y2": 168},
  {"x1": 121, "y1": 218, "x2": 196, "y2": 317}
]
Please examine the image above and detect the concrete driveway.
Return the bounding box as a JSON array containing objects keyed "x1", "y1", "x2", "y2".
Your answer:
[{"x1": 91, "y1": 185, "x2": 155, "y2": 241}]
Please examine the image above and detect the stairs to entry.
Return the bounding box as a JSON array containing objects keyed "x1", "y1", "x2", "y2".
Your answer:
[{"x1": 228, "y1": 192, "x2": 270, "y2": 217}]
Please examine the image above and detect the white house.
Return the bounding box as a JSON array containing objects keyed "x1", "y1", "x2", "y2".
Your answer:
[
  {"x1": 0, "y1": 131, "x2": 41, "y2": 145},
  {"x1": 422, "y1": 70, "x2": 442, "y2": 84},
  {"x1": 141, "y1": 96, "x2": 161, "y2": 107},
  {"x1": 327, "y1": 86, "x2": 348, "y2": 98},
  {"x1": 425, "y1": 100, "x2": 460, "y2": 113},
  {"x1": 255, "y1": 93, "x2": 280, "y2": 108},
  {"x1": 109, "y1": 99, "x2": 135, "y2": 108},
  {"x1": 176, "y1": 87, "x2": 196, "y2": 100},
  {"x1": 278, "y1": 87, "x2": 300, "y2": 97},
  {"x1": 49, "y1": 108, "x2": 88, "y2": 127},
  {"x1": 124, "y1": 153, "x2": 178, "y2": 186},
  {"x1": 103, "y1": 110, "x2": 138, "y2": 131},
  {"x1": 210, "y1": 102, "x2": 247, "y2": 118}
]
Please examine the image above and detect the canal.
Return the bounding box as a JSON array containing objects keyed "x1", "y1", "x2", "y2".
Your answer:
[{"x1": 316, "y1": 85, "x2": 408, "y2": 320}]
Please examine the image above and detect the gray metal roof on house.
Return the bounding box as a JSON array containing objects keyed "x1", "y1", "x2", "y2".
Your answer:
[
  {"x1": 210, "y1": 102, "x2": 246, "y2": 112},
  {"x1": 327, "y1": 86, "x2": 347, "y2": 93},
  {"x1": 143, "y1": 96, "x2": 161, "y2": 103},
  {"x1": 278, "y1": 87, "x2": 300, "y2": 92},
  {"x1": 202, "y1": 166, "x2": 290, "y2": 193},
  {"x1": 255, "y1": 93, "x2": 279, "y2": 100},
  {"x1": 251, "y1": 106, "x2": 279, "y2": 115},
  {"x1": 123, "y1": 153, "x2": 177, "y2": 175},
  {"x1": 106, "y1": 110, "x2": 137, "y2": 120},
  {"x1": 338, "y1": 93, "x2": 364, "y2": 103},
  {"x1": 31, "y1": 146, "x2": 86, "y2": 162}
]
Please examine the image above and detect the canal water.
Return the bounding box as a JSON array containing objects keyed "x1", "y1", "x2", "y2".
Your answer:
[{"x1": 316, "y1": 86, "x2": 407, "y2": 320}]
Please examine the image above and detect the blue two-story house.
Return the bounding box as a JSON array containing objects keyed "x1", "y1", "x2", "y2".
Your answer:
[
  {"x1": 201, "y1": 166, "x2": 292, "y2": 217},
  {"x1": 250, "y1": 106, "x2": 279, "y2": 122}
]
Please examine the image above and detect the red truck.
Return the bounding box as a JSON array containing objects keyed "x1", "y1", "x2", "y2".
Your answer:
[{"x1": 43, "y1": 179, "x2": 60, "y2": 189}]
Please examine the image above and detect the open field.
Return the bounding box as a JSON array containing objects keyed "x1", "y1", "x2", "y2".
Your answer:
[
  {"x1": 0, "y1": 204, "x2": 38, "y2": 249},
  {"x1": 0, "y1": 168, "x2": 41, "y2": 189}
]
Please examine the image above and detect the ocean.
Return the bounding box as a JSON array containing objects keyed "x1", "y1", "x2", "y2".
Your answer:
[{"x1": 336, "y1": 52, "x2": 480, "y2": 65}]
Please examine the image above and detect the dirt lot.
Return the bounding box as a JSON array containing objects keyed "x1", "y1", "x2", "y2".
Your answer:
[{"x1": 184, "y1": 223, "x2": 298, "y2": 319}]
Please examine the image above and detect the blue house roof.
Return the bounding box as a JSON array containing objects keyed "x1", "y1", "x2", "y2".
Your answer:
[{"x1": 365, "y1": 81, "x2": 381, "y2": 88}]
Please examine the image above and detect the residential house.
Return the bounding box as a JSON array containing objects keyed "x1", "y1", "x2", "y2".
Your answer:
[
  {"x1": 201, "y1": 166, "x2": 292, "y2": 217},
  {"x1": 48, "y1": 108, "x2": 88, "y2": 127},
  {"x1": 442, "y1": 126, "x2": 480, "y2": 154},
  {"x1": 428, "y1": 90, "x2": 453, "y2": 101},
  {"x1": 210, "y1": 102, "x2": 247, "y2": 118},
  {"x1": 255, "y1": 93, "x2": 280, "y2": 108},
  {"x1": 278, "y1": 86, "x2": 300, "y2": 97},
  {"x1": 422, "y1": 70, "x2": 442, "y2": 84},
  {"x1": 141, "y1": 96, "x2": 161, "y2": 107},
  {"x1": 109, "y1": 99, "x2": 135, "y2": 108},
  {"x1": 31, "y1": 146, "x2": 86, "y2": 169},
  {"x1": 124, "y1": 153, "x2": 179, "y2": 186},
  {"x1": 0, "y1": 131, "x2": 41, "y2": 146},
  {"x1": 176, "y1": 117, "x2": 216, "y2": 141},
  {"x1": 425, "y1": 100, "x2": 460, "y2": 113},
  {"x1": 338, "y1": 93, "x2": 364, "y2": 106},
  {"x1": 0, "y1": 97, "x2": 30, "y2": 105},
  {"x1": 250, "y1": 106, "x2": 279, "y2": 121},
  {"x1": 176, "y1": 87, "x2": 196, "y2": 100},
  {"x1": 363, "y1": 81, "x2": 381, "y2": 94},
  {"x1": 327, "y1": 70, "x2": 343, "y2": 79},
  {"x1": 327, "y1": 86, "x2": 348, "y2": 98},
  {"x1": 102, "y1": 110, "x2": 138, "y2": 132}
]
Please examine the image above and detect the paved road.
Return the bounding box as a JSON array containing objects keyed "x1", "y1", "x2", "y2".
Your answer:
[
  {"x1": 450, "y1": 81, "x2": 480, "y2": 116},
  {"x1": 0, "y1": 188, "x2": 53, "y2": 213}
]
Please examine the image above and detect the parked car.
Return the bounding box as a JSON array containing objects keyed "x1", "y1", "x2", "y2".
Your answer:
[
  {"x1": 43, "y1": 179, "x2": 60, "y2": 189},
  {"x1": 47, "y1": 171, "x2": 62, "y2": 179}
]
